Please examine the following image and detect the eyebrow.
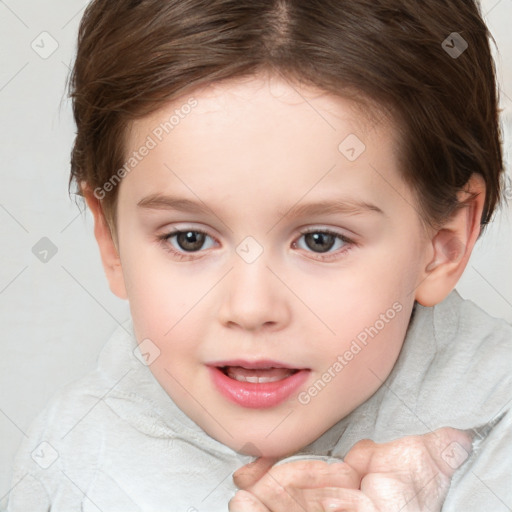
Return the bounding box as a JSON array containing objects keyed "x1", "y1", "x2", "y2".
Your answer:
[
  {"x1": 278, "y1": 199, "x2": 385, "y2": 219},
  {"x1": 138, "y1": 194, "x2": 214, "y2": 214},
  {"x1": 137, "y1": 194, "x2": 385, "y2": 218}
]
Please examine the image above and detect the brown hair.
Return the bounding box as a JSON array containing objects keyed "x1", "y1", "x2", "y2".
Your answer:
[{"x1": 68, "y1": 0, "x2": 504, "y2": 232}]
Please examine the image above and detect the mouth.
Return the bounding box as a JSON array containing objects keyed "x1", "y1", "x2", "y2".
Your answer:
[
  {"x1": 221, "y1": 366, "x2": 299, "y2": 383},
  {"x1": 207, "y1": 360, "x2": 310, "y2": 409}
]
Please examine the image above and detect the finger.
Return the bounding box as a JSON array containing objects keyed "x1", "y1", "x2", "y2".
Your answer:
[
  {"x1": 234, "y1": 457, "x2": 280, "y2": 489},
  {"x1": 360, "y1": 471, "x2": 454, "y2": 512},
  {"x1": 344, "y1": 427, "x2": 473, "y2": 478},
  {"x1": 318, "y1": 488, "x2": 377, "y2": 512},
  {"x1": 360, "y1": 473, "x2": 422, "y2": 511},
  {"x1": 343, "y1": 429, "x2": 473, "y2": 512},
  {"x1": 300, "y1": 487, "x2": 377, "y2": 511},
  {"x1": 245, "y1": 461, "x2": 361, "y2": 511},
  {"x1": 422, "y1": 427, "x2": 473, "y2": 477},
  {"x1": 249, "y1": 460, "x2": 360, "y2": 493},
  {"x1": 229, "y1": 490, "x2": 271, "y2": 512},
  {"x1": 343, "y1": 439, "x2": 377, "y2": 475}
]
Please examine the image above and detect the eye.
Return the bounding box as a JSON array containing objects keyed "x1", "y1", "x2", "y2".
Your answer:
[
  {"x1": 293, "y1": 228, "x2": 354, "y2": 261},
  {"x1": 159, "y1": 229, "x2": 216, "y2": 260},
  {"x1": 158, "y1": 227, "x2": 355, "y2": 262}
]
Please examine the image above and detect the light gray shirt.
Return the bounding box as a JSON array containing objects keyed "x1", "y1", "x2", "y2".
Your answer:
[{"x1": 3, "y1": 290, "x2": 512, "y2": 511}]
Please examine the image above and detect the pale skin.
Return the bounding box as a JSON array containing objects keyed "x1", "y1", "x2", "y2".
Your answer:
[
  {"x1": 83, "y1": 71, "x2": 485, "y2": 510},
  {"x1": 229, "y1": 426, "x2": 474, "y2": 511}
]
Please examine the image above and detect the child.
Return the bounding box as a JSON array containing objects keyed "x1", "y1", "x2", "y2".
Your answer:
[{"x1": 4, "y1": 0, "x2": 511, "y2": 510}]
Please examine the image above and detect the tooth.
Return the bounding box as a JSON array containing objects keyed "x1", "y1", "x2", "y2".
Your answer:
[{"x1": 226, "y1": 367, "x2": 295, "y2": 383}]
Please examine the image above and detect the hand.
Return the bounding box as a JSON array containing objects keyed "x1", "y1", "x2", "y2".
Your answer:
[
  {"x1": 229, "y1": 427, "x2": 473, "y2": 512},
  {"x1": 338, "y1": 426, "x2": 473, "y2": 512},
  {"x1": 229, "y1": 457, "x2": 360, "y2": 511}
]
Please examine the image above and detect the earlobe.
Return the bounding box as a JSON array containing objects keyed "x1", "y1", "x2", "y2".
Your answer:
[
  {"x1": 415, "y1": 173, "x2": 486, "y2": 307},
  {"x1": 82, "y1": 185, "x2": 128, "y2": 300}
]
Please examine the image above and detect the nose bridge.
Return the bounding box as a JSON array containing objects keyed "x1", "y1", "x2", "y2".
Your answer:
[{"x1": 218, "y1": 243, "x2": 290, "y2": 331}]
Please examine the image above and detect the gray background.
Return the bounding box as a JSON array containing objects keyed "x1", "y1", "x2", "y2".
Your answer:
[{"x1": 1, "y1": 0, "x2": 511, "y2": 501}]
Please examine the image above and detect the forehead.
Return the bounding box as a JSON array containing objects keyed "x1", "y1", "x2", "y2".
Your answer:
[
  {"x1": 121, "y1": 73, "x2": 413, "y2": 223},
  {"x1": 127, "y1": 72, "x2": 391, "y2": 149},
  {"x1": 196, "y1": 74, "x2": 387, "y2": 128}
]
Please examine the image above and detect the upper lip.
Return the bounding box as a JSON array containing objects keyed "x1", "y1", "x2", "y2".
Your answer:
[{"x1": 206, "y1": 359, "x2": 306, "y2": 370}]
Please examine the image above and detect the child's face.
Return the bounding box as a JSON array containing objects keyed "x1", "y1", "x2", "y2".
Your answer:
[{"x1": 112, "y1": 73, "x2": 434, "y2": 457}]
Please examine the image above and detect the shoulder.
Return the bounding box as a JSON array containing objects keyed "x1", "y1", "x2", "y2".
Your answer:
[
  {"x1": 6, "y1": 322, "x2": 140, "y2": 502},
  {"x1": 444, "y1": 405, "x2": 512, "y2": 511},
  {"x1": 12, "y1": 366, "x2": 119, "y2": 455},
  {"x1": 434, "y1": 289, "x2": 512, "y2": 343},
  {"x1": 430, "y1": 289, "x2": 512, "y2": 371},
  {"x1": 5, "y1": 369, "x2": 117, "y2": 510},
  {"x1": 387, "y1": 290, "x2": 512, "y2": 431},
  {"x1": 12, "y1": 319, "x2": 147, "y2": 454},
  {"x1": 29, "y1": 361, "x2": 120, "y2": 440}
]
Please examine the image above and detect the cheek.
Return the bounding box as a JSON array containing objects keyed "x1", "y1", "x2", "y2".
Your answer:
[
  {"x1": 120, "y1": 246, "x2": 217, "y2": 369},
  {"x1": 305, "y1": 301, "x2": 412, "y2": 422},
  {"x1": 328, "y1": 299, "x2": 409, "y2": 372},
  {"x1": 119, "y1": 243, "x2": 188, "y2": 335},
  {"x1": 293, "y1": 243, "x2": 417, "y2": 380},
  {"x1": 292, "y1": 251, "x2": 415, "y2": 337}
]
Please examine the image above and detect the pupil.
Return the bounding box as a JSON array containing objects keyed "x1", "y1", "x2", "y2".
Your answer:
[
  {"x1": 177, "y1": 231, "x2": 205, "y2": 252},
  {"x1": 305, "y1": 233, "x2": 334, "y2": 253}
]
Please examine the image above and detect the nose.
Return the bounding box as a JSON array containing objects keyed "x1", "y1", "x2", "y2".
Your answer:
[{"x1": 217, "y1": 254, "x2": 291, "y2": 332}]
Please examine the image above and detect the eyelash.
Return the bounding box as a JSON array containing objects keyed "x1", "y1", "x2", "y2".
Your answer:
[{"x1": 157, "y1": 228, "x2": 355, "y2": 262}]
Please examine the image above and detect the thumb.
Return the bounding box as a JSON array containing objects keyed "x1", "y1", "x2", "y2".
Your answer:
[
  {"x1": 422, "y1": 427, "x2": 473, "y2": 476},
  {"x1": 343, "y1": 438, "x2": 377, "y2": 476},
  {"x1": 233, "y1": 457, "x2": 279, "y2": 489},
  {"x1": 344, "y1": 427, "x2": 474, "y2": 479}
]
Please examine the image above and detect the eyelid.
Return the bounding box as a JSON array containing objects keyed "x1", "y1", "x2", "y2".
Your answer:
[
  {"x1": 158, "y1": 223, "x2": 221, "y2": 245},
  {"x1": 158, "y1": 225, "x2": 357, "y2": 262},
  {"x1": 293, "y1": 227, "x2": 355, "y2": 262},
  {"x1": 297, "y1": 224, "x2": 357, "y2": 240},
  {"x1": 157, "y1": 226, "x2": 219, "y2": 261}
]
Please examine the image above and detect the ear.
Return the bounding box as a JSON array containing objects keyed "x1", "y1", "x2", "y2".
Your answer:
[
  {"x1": 415, "y1": 173, "x2": 486, "y2": 307},
  {"x1": 82, "y1": 185, "x2": 128, "y2": 300}
]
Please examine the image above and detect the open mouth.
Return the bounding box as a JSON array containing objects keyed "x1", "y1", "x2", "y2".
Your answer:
[
  {"x1": 208, "y1": 361, "x2": 310, "y2": 409},
  {"x1": 219, "y1": 366, "x2": 299, "y2": 383}
]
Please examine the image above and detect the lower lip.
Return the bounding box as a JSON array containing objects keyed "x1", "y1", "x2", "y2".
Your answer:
[{"x1": 208, "y1": 366, "x2": 310, "y2": 409}]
